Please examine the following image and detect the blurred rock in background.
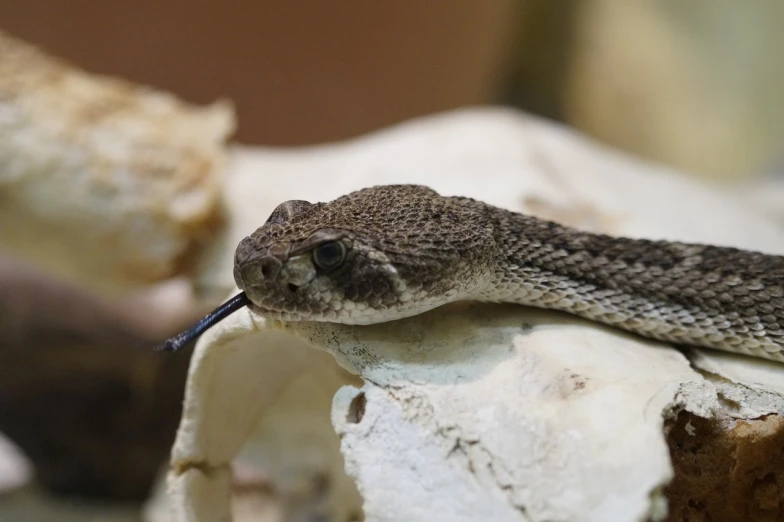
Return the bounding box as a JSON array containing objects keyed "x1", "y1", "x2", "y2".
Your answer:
[
  {"x1": 0, "y1": 31, "x2": 233, "y2": 293},
  {"x1": 504, "y1": 0, "x2": 784, "y2": 183},
  {"x1": 563, "y1": 0, "x2": 784, "y2": 182},
  {"x1": 0, "y1": 252, "x2": 199, "y2": 500}
]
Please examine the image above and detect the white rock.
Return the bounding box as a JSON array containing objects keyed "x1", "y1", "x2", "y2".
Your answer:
[
  {"x1": 161, "y1": 108, "x2": 784, "y2": 522},
  {"x1": 0, "y1": 31, "x2": 234, "y2": 293}
]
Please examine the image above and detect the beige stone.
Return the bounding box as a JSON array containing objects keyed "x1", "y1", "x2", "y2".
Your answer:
[
  {"x1": 157, "y1": 109, "x2": 784, "y2": 522},
  {"x1": 0, "y1": 31, "x2": 234, "y2": 293}
]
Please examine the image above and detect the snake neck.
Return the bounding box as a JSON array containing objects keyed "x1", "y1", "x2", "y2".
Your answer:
[{"x1": 476, "y1": 206, "x2": 784, "y2": 361}]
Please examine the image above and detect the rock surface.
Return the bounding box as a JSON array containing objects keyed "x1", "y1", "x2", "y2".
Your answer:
[
  {"x1": 159, "y1": 109, "x2": 784, "y2": 522},
  {"x1": 0, "y1": 30, "x2": 234, "y2": 293}
]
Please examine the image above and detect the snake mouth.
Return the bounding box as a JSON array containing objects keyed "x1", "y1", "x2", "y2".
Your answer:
[
  {"x1": 246, "y1": 303, "x2": 305, "y2": 321},
  {"x1": 243, "y1": 298, "x2": 334, "y2": 323}
]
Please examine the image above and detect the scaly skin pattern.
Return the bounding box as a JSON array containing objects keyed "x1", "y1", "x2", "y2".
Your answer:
[{"x1": 234, "y1": 185, "x2": 784, "y2": 362}]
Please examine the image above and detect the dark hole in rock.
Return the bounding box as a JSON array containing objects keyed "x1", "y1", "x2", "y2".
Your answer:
[{"x1": 347, "y1": 392, "x2": 366, "y2": 424}]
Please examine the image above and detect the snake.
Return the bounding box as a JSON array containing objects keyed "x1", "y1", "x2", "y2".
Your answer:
[{"x1": 158, "y1": 184, "x2": 784, "y2": 363}]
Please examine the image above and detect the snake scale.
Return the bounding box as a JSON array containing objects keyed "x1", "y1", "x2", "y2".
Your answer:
[{"x1": 162, "y1": 185, "x2": 784, "y2": 362}]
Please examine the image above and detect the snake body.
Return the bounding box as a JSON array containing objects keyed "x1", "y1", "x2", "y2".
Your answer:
[{"x1": 234, "y1": 185, "x2": 784, "y2": 362}]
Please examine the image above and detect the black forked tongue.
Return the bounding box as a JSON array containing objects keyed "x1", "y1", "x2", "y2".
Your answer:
[{"x1": 154, "y1": 292, "x2": 252, "y2": 352}]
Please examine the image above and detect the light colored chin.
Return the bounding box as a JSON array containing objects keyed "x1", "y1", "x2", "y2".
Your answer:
[
  {"x1": 251, "y1": 299, "x2": 450, "y2": 325},
  {"x1": 336, "y1": 303, "x2": 444, "y2": 325}
]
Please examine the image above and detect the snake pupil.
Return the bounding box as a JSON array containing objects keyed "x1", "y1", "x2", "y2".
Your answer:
[{"x1": 313, "y1": 241, "x2": 346, "y2": 270}]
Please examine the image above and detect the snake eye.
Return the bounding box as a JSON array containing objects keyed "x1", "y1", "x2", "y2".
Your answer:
[{"x1": 312, "y1": 241, "x2": 346, "y2": 270}]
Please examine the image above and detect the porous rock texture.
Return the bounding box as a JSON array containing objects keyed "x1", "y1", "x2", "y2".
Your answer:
[
  {"x1": 151, "y1": 109, "x2": 784, "y2": 522},
  {"x1": 0, "y1": 30, "x2": 234, "y2": 293}
]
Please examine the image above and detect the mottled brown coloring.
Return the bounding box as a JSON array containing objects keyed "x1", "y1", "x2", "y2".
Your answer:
[{"x1": 234, "y1": 184, "x2": 784, "y2": 361}]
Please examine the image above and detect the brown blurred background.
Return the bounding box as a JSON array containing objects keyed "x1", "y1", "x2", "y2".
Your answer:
[
  {"x1": 3, "y1": 1, "x2": 783, "y2": 180},
  {"x1": 0, "y1": 1, "x2": 521, "y2": 145}
]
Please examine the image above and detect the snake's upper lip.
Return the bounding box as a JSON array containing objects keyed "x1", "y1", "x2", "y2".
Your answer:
[{"x1": 245, "y1": 302, "x2": 306, "y2": 322}]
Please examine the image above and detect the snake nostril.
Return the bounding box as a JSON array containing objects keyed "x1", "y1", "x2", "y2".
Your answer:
[
  {"x1": 238, "y1": 257, "x2": 283, "y2": 286},
  {"x1": 287, "y1": 283, "x2": 299, "y2": 293},
  {"x1": 258, "y1": 257, "x2": 284, "y2": 283},
  {"x1": 261, "y1": 263, "x2": 275, "y2": 281}
]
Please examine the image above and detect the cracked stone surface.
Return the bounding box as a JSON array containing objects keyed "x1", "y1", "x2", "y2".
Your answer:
[
  {"x1": 0, "y1": 30, "x2": 234, "y2": 293},
  {"x1": 152, "y1": 109, "x2": 784, "y2": 522}
]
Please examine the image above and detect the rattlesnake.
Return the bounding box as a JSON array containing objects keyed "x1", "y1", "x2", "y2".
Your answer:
[{"x1": 160, "y1": 185, "x2": 784, "y2": 362}]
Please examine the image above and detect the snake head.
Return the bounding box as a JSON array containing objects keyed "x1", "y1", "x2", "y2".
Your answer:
[{"x1": 233, "y1": 185, "x2": 494, "y2": 324}]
